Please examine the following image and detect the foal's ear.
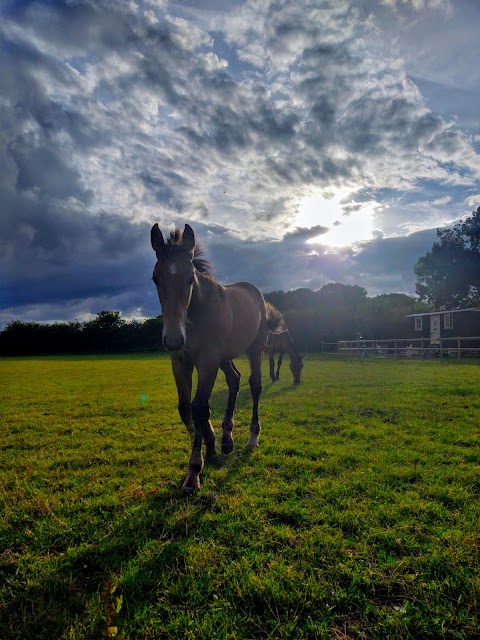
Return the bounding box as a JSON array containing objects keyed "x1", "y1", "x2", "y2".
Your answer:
[
  {"x1": 183, "y1": 224, "x2": 195, "y2": 255},
  {"x1": 151, "y1": 223, "x2": 165, "y2": 256}
]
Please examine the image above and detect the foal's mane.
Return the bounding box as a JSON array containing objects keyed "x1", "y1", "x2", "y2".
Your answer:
[
  {"x1": 265, "y1": 302, "x2": 287, "y2": 334},
  {"x1": 168, "y1": 227, "x2": 213, "y2": 276}
]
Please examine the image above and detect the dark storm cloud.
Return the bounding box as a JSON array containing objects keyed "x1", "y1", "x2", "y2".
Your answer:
[
  {"x1": 10, "y1": 143, "x2": 93, "y2": 202},
  {"x1": 349, "y1": 228, "x2": 439, "y2": 293},
  {"x1": 284, "y1": 226, "x2": 329, "y2": 241},
  {"x1": 1, "y1": 192, "x2": 151, "y2": 300},
  {"x1": 0, "y1": 194, "x2": 159, "y2": 326}
]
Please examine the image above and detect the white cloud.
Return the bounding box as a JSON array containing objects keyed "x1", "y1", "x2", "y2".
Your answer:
[
  {"x1": 203, "y1": 52, "x2": 228, "y2": 71},
  {"x1": 466, "y1": 194, "x2": 480, "y2": 209},
  {"x1": 167, "y1": 15, "x2": 212, "y2": 50},
  {"x1": 145, "y1": 0, "x2": 168, "y2": 9},
  {"x1": 380, "y1": 0, "x2": 453, "y2": 16},
  {"x1": 143, "y1": 9, "x2": 159, "y2": 25},
  {"x1": 431, "y1": 196, "x2": 452, "y2": 206}
]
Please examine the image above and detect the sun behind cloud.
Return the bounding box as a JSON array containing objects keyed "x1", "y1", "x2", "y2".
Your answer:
[{"x1": 296, "y1": 190, "x2": 378, "y2": 248}]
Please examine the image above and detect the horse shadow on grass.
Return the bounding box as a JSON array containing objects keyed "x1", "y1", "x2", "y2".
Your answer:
[
  {"x1": 3, "y1": 470, "x2": 248, "y2": 639},
  {"x1": 2, "y1": 379, "x2": 302, "y2": 639}
]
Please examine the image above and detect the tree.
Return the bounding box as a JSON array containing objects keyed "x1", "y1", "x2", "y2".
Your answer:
[
  {"x1": 414, "y1": 205, "x2": 480, "y2": 309},
  {"x1": 357, "y1": 293, "x2": 428, "y2": 339},
  {"x1": 82, "y1": 310, "x2": 125, "y2": 352},
  {"x1": 316, "y1": 283, "x2": 368, "y2": 308}
]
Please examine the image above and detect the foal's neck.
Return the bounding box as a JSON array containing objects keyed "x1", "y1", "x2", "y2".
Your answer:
[
  {"x1": 188, "y1": 270, "x2": 224, "y2": 319},
  {"x1": 284, "y1": 333, "x2": 301, "y2": 358}
]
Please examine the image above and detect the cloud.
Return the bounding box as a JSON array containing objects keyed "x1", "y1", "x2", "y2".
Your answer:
[
  {"x1": 349, "y1": 227, "x2": 439, "y2": 292},
  {"x1": 466, "y1": 194, "x2": 480, "y2": 209},
  {"x1": 0, "y1": 192, "x2": 152, "y2": 305},
  {"x1": 284, "y1": 226, "x2": 330, "y2": 241},
  {"x1": 0, "y1": 0, "x2": 479, "y2": 325},
  {"x1": 379, "y1": 0, "x2": 453, "y2": 17},
  {"x1": 431, "y1": 196, "x2": 452, "y2": 206},
  {"x1": 4, "y1": 0, "x2": 478, "y2": 225}
]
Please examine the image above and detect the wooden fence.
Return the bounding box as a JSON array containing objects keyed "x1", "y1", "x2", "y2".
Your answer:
[{"x1": 336, "y1": 336, "x2": 480, "y2": 359}]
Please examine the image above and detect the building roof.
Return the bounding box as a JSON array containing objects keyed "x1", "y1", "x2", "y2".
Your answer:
[{"x1": 406, "y1": 308, "x2": 480, "y2": 318}]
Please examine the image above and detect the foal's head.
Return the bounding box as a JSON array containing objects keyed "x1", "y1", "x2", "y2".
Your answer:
[
  {"x1": 151, "y1": 223, "x2": 197, "y2": 351},
  {"x1": 290, "y1": 354, "x2": 305, "y2": 385}
]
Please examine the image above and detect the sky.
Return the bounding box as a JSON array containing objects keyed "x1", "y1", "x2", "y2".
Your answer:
[{"x1": 1, "y1": 0, "x2": 480, "y2": 326}]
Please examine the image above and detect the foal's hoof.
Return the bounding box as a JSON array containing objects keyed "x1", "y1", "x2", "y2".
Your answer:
[
  {"x1": 221, "y1": 441, "x2": 235, "y2": 455},
  {"x1": 205, "y1": 453, "x2": 220, "y2": 467},
  {"x1": 182, "y1": 474, "x2": 200, "y2": 496}
]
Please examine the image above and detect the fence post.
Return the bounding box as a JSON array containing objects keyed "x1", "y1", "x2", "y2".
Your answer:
[{"x1": 457, "y1": 337, "x2": 460, "y2": 359}]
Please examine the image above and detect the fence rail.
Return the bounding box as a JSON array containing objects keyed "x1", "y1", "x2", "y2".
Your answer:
[{"x1": 337, "y1": 336, "x2": 480, "y2": 359}]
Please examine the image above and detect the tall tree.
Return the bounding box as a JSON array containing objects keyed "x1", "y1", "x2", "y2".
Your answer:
[
  {"x1": 414, "y1": 205, "x2": 480, "y2": 309},
  {"x1": 316, "y1": 283, "x2": 368, "y2": 308},
  {"x1": 82, "y1": 310, "x2": 125, "y2": 352},
  {"x1": 357, "y1": 293, "x2": 428, "y2": 339}
]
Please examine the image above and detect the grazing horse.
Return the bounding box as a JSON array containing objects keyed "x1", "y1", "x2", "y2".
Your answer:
[
  {"x1": 265, "y1": 303, "x2": 305, "y2": 384},
  {"x1": 151, "y1": 223, "x2": 281, "y2": 494}
]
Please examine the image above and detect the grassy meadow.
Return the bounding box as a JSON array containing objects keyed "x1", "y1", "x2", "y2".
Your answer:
[{"x1": 1, "y1": 354, "x2": 479, "y2": 639}]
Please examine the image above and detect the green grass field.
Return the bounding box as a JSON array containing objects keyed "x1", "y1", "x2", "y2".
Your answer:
[{"x1": 1, "y1": 354, "x2": 479, "y2": 639}]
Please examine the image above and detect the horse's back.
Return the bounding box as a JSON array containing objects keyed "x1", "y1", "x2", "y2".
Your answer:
[
  {"x1": 223, "y1": 281, "x2": 267, "y2": 358},
  {"x1": 226, "y1": 281, "x2": 266, "y2": 310}
]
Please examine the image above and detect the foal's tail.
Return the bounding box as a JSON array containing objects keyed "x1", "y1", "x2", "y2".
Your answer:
[{"x1": 265, "y1": 301, "x2": 287, "y2": 334}]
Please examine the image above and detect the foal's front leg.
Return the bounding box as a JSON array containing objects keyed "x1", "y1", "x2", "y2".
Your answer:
[
  {"x1": 171, "y1": 352, "x2": 194, "y2": 438},
  {"x1": 275, "y1": 352, "x2": 284, "y2": 381},
  {"x1": 183, "y1": 359, "x2": 219, "y2": 495}
]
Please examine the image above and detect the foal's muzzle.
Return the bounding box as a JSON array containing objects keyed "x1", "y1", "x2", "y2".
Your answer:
[{"x1": 163, "y1": 334, "x2": 185, "y2": 351}]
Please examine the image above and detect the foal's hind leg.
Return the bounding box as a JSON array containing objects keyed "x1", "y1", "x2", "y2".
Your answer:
[
  {"x1": 220, "y1": 360, "x2": 241, "y2": 454},
  {"x1": 269, "y1": 352, "x2": 276, "y2": 382},
  {"x1": 246, "y1": 347, "x2": 263, "y2": 450}
]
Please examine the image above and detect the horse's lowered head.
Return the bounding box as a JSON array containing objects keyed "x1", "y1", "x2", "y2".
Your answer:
[
  {"x1": 290, "y1": 354, "x2": 306, "y2": 385},
  {"x1": 151, "y1": 223, "x2": 196, "y2": 351}
]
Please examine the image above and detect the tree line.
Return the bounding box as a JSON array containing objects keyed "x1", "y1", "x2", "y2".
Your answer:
[
  {"x1": 0, "y1": 289, "x2": 429, "y2": 356},
  {"x1": 2, "y1": 204, "x2": 479, "y2": 356},
  {"x1": 265, "y1": 286, "x2": 429, "y2": 351},
  {"x1": 0, "y1": 312, "x2": 163, "y2": 356}
]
